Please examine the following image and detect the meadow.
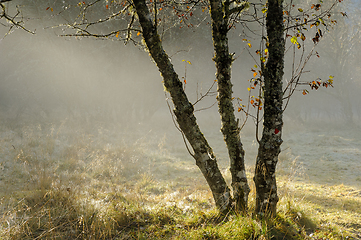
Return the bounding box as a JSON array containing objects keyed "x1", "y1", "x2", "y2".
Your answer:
[{"x1": 0, "y1": 118, "x2": 360, "y2": 239}]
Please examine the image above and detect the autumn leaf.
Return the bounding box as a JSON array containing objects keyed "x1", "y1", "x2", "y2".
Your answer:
[
  {"x1": 247, "y1": 87, "x2": 251, "y2": 91},
  {"x1": 253, "y1": 72, "x2": 257, "y2": 77},
  {"x1": 300, "y1": 33, "x2": 306, "y2": 41},
  {"x1": 115, "y1": 32, "x2": 119, "y2": 38},
  {"x1": 137, "y1": 31, "x2": 141, "y2": 36},
  {"x1": 247, "y1": 43, "x2": 252, "y2": 48},
  {"x1": 298, "y1": 8, "x2": 303, "y2": 12},
  {"x1": 106, "y1": 4, "x2": 109, "y2": 9},
  {"x1": 290, "y1": 36, "x2": 298, "y2": 45}
]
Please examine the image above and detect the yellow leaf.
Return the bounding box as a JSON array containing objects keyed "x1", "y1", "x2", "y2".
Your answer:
[
  {"x1": 262, "y1": 8, "x2": 267, "y2": 13},
  {"x1": 298, "y1": 8, "x2": 303, "y2": 12},
  {"x1": 50, "y1": 7, "x2": 53, "y2": 11},
  {"x1": 290, "y1": 36, "x2": 297, "y2": 44},
  {"x1": 187, "y1": 61, "x2": 191, "y2": 65},
  {"x1": 264, "y1": 48, "x2": 268, "y2": 54},
  {"x1": 329, "y1": 75, "x2": 334, "y2": 79},
  {"x1": 247, "y1": 87, "x2": 251, "y2": 91},
  {"x1": 247, "y1": 43, "x2": 252, "y2": 48}
]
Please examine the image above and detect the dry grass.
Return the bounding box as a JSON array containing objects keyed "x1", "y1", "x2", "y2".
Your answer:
[{"x1": 0, "y1": 120, "x2": 359, "y2": 239}]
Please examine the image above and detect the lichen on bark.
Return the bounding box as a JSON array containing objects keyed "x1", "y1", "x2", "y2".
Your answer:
[
  {"x1": 254, "y1": 0, "x2": 285, "y2": 217},
  {"x1": 133, "y1": 0, "x2": 232, "y2": 214},
  {"x1": 209, "y1": 0, "x2": 250, "y2": 212}
]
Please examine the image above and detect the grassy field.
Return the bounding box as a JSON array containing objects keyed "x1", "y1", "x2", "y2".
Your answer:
[{"x1": 0, "y1": 119, "x2": 360, "y2": 239}]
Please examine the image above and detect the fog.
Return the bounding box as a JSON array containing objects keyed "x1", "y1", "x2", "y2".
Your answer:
[
  {"x1": 0, "y1": 0, "x2": 360, "y2": 165},
  {"x1": 0, "y1": 0, "x2": 360, "y2": 238},
  {"x1": 0, "y1": 0, "x2": 360, "y2": 174},
  {"x1": 1, "y1": 1, "x2": 360, "y2": 128}
]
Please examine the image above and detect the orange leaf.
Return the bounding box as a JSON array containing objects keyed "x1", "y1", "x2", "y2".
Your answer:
[
  {"x1": 106, "y1": 4, "x2": 109, "y2": 9},
  {"x1": 250, "y1": 100, "x2": 254, "y2": 104},
  {"x1": 137, "y1": 31, "x2": 141, "y2": 36},
  {"x1": 253, "y1": 72, "x2": 257, "y2": 77},
  {"x1": 115, "y1": 32, "x2": 119, "y2": 38}
]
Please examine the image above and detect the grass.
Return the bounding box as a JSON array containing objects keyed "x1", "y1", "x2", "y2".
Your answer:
[{"x1": 0, "y1": 120, "x2": 359, "y2": 239}]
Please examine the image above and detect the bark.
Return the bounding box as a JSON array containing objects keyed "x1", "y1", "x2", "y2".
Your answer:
[
  {"x1": 254, "y1": 0, "x2": 284, "y2": 217},
  {"x1": 133, "y1": 0, "x2": 232, "y2": 214},
  {"x1": 209, "y1": 0, "x2": 250, "y2": 212}
]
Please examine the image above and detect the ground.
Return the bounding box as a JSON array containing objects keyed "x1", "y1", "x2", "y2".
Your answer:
[{"x1": 0, "y1": 118, "x2": 360, "y2": 239}]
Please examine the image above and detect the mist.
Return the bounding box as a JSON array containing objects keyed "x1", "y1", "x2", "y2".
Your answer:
[{"x1": 0, "y1": 0, "x2": 360, "y2": 238}]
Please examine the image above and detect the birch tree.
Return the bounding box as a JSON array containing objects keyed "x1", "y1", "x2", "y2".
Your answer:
[{"x1": 27, "y1": 0, "x2": 342, "y2": 216}]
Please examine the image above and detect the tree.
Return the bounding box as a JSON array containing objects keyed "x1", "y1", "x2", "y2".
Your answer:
[
  {"x1": 25, "y1": 0, "x2": 341, "y2": 217},
  {"x1": 253, "y1": 0, "x2": 284, "y2": 217}
]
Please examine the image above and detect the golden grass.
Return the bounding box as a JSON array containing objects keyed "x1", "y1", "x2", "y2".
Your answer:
[{"x1": 0, "y1": 121, "x2": 359, "y2": 239}]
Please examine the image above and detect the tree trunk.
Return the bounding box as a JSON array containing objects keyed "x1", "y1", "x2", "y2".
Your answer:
[
  {"x1": 133, "y1": 0, "x2": 232, "y2": 214},
  {"x1": 254, "y1": 0, "x2": 284, "y2": 217},
  {"x1": 209, "y1": 0, "x2": 250, "y2": 212}
]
